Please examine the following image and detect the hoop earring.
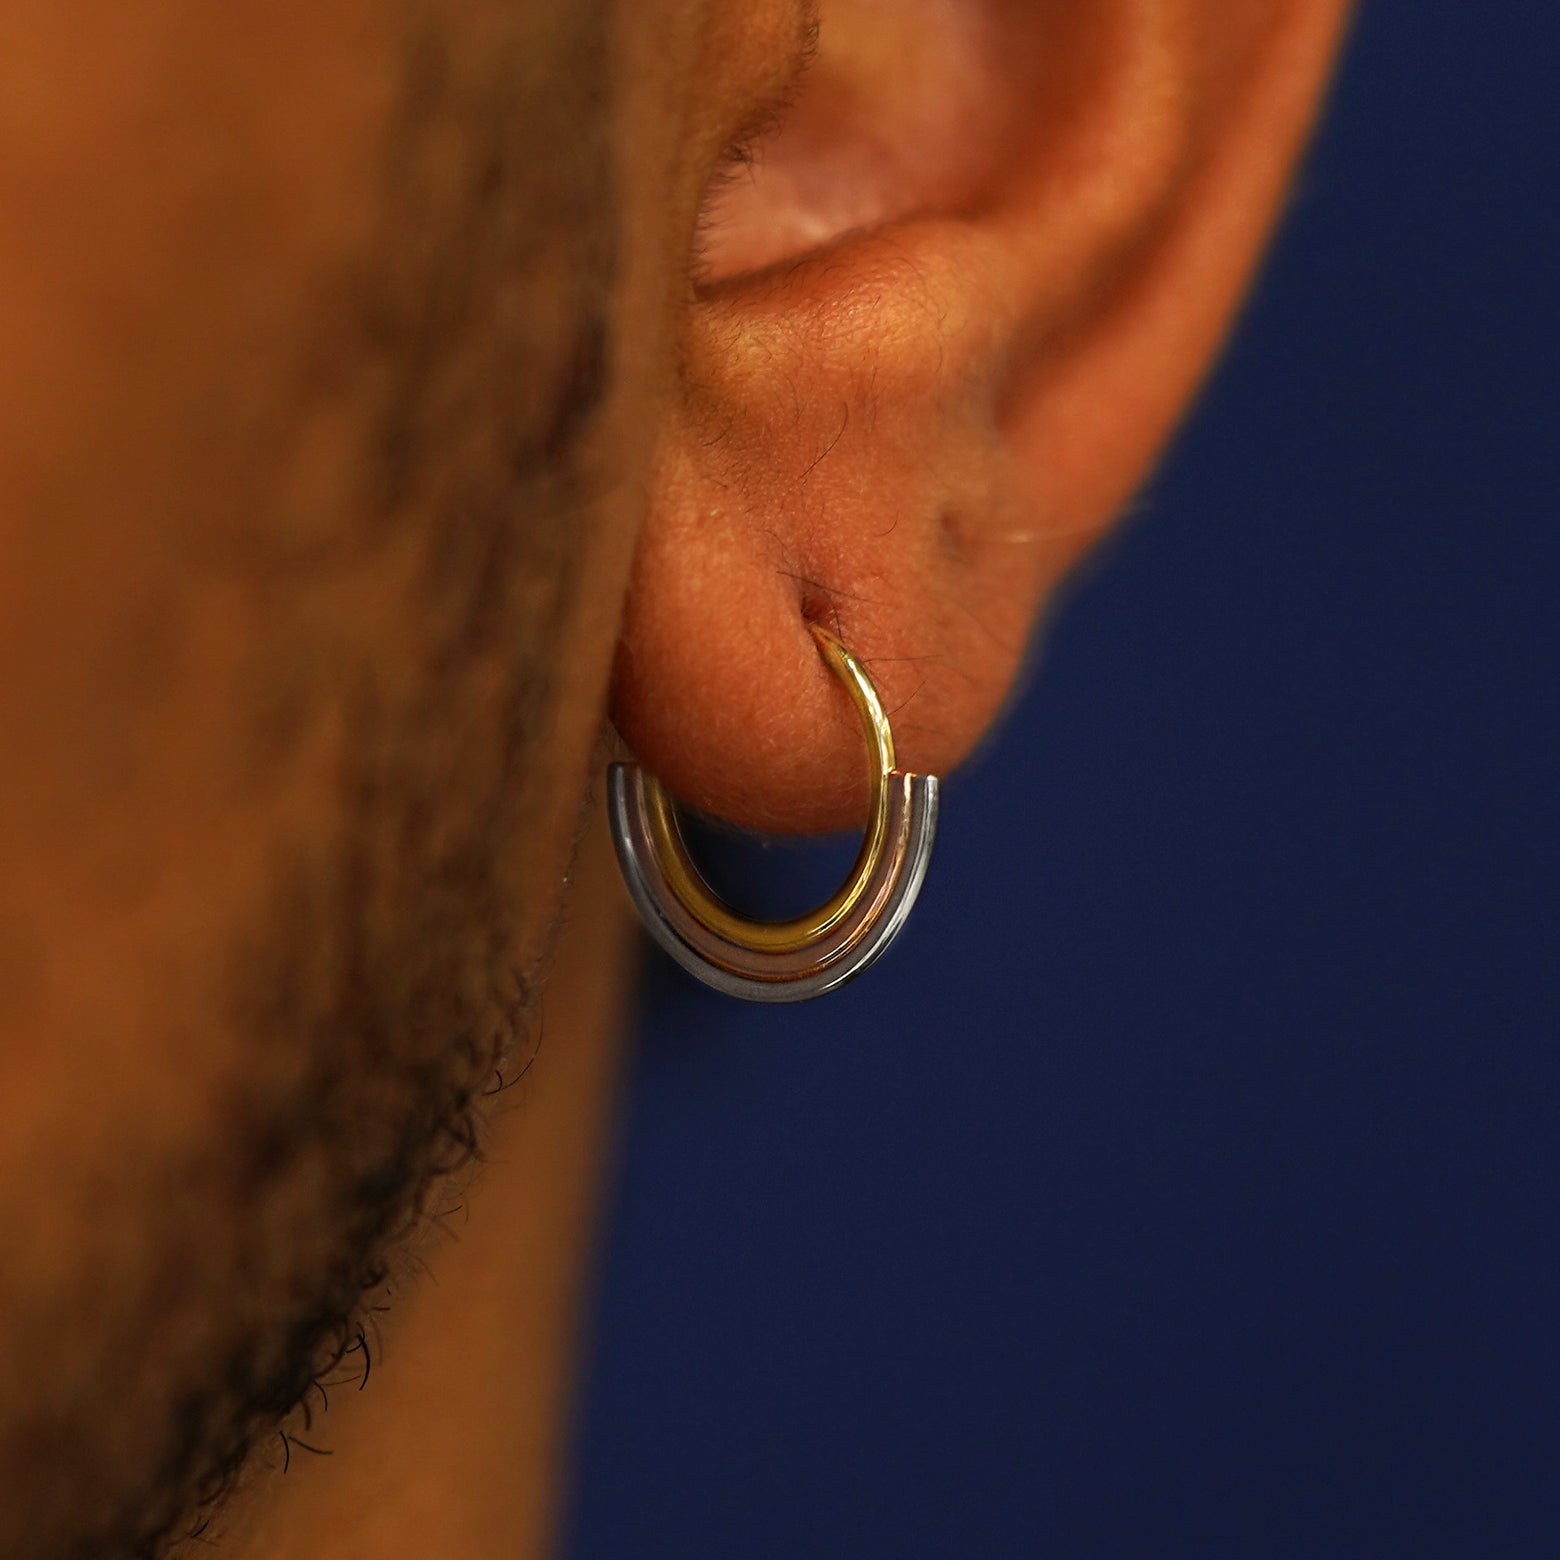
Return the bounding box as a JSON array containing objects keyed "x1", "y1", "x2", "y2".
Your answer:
[{"x1": 608, "y1": 623, "x2": 939, "y2": 1003}]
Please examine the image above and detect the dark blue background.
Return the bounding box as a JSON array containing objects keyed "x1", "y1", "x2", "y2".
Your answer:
[{"x1": 568, "y1": 3, "x2": 1560, "y2": 1554}]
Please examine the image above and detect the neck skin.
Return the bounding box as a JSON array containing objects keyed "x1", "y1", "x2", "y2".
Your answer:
[{"x1": 219, "y1": 795, "x2": 636, "y2": 1560}]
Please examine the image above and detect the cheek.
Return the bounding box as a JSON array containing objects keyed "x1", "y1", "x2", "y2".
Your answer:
[
  {"x1": 0, "y1": 5, "x2": 402, "y2": 992},
  {"x1": 0, "y1": 7, "x2": 392, "y2": 549}
]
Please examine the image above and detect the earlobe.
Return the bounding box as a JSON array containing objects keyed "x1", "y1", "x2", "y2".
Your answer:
[{"x1": 612, "y1": 0, "x2": 1351, "y2": 836}]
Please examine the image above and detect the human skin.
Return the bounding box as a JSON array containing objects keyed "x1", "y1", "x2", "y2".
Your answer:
[{"x1": 0, "y1": 1, "x2": 1351, "y2": 1554}]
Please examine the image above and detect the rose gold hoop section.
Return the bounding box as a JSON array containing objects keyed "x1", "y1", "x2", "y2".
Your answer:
[{"x1": 607, "y1": 625, "x2": 939, "y2": 1002}]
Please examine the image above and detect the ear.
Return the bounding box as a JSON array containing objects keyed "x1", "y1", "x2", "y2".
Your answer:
[{"x1": 613, "y1": 0, "x2": 1351, "y2": 834}]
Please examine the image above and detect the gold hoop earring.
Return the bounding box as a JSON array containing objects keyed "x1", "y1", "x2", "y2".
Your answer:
[{"x1": 607, "y1": 624, "x2": 939, "y2": 1002}]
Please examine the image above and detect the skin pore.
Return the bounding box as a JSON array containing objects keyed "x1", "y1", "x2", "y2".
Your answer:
[{"x1": 0, "y1": 1, "x2": 1351, "y2": 1554}]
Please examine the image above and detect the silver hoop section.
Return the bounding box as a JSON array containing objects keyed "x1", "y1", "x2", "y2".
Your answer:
[{"x1": 607, "y1": 765, "x2": 939, "y2": 1003}]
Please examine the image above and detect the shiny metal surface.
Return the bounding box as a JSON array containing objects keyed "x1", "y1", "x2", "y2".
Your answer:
[
  {"x1": 607, "y1": 765, "x2": 938, "y2": 1002},
  {"x1": 606, "y1": 625, "x2": 939, "y2": 1003}
]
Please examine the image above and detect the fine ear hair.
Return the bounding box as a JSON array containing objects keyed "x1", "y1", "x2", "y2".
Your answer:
[{"x1": 614, "y1": 0, "x2": 1351, "y2": 834}]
